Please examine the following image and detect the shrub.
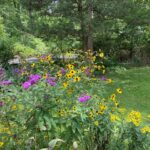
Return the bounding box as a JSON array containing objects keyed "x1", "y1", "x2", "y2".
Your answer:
[{"x1": 0, "y1": 17, "x2": 13, "y2": 67}]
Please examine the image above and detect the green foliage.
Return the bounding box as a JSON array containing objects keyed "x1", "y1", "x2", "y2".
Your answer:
[
  {"x1": 0, "y1": 53, "x2": 150, "y2": 149},
  {"x1": 0, "y1": 17, "x2": 13, "y2": 67},
  {"x1": 13, "y1": 34, "x2": 48, "y2": 58}
]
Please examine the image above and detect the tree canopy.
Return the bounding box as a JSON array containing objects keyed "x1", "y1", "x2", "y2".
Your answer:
[{"x1": 0, "y1": 0, "x2": 150, "y2": 64}]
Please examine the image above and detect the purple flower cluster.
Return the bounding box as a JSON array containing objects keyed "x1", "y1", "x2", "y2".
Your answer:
[
  {"x1": 0, "y1": 80, "x2": 12, "y2": 86},
  {"x1": 46, "y1": 77, "x2": 56, "y2": 86},
  {"x1": 84, "y1": 68, "x2": 91, "y2": 76},
  {"x1": 100, "y1": 76, "x2": 107, "y2": 81},
  {"x1": 0, "y1": 101, "x2": 4, "y2": 107},
  {"x1": 61, "y1": 68, "x2": 66, "y2": 75},
  {"x1": 78, "y1": 94, "x2": 91, "y2": 103},
  {"x1": 22, "y1": 74, "x2": 41, "y2": 89},
  {"x1": 13, "y1": 68, "x2": 22, "y2": 75}
]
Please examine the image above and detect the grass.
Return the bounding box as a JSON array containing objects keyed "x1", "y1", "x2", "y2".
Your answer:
[{"x1": 106, "y1": 66, "x2": 150, "y2": 122}]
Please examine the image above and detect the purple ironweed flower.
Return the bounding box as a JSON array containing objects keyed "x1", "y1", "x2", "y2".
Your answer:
[
  {"x1": 22, "y1": 74, "x2": 41, "y2": 89},
  {"x1": 46, "y1": 79, "x2": 56, "y2": 86},
  {"x1": 14, "y1": 68, "x2": 21, "y2": 74},
  {"x1": 61, "y1": 68, "x2": 66, "y2": 75},
  {"x1": 49, "y1": 77, "x2": 56, "y2": 82},
  {"x1": 22, "y1": 81, "x2": 31, "y2": 89},
  {"x1": 29, "y1": 74, "x2": 41, "y2": 84},
  {"x1": 84, "y1": 68, "x2": 91, "y2": 76},
  {"x1": 0, "y1": 80, "x2": 12, "y2": 86},
  {"x1": 100, "y1": 76, "x2": 107, "y2": 81},
  {"x1": 0, "y1": 101, "x2": 4, "y2": 107},
  {"x1": 78, "y1": 94, "x2": 91, "y2": 103}
]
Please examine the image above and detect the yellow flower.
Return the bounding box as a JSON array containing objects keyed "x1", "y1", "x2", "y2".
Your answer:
[
  {"x1": 67, "y1": 64, "x2": 74, "y2": 70},
  {"x1": 99, "y1": 52, "x2": 104, "y2": 58},
  {"x1": 0, "y1": 142, "x2": 4, "y2": 147},
  {"x1": 46, "y1": 55, "x2": 51, "y2": 61},
  {"x1": 67, "y1": 89, "x2": 73, "y2": 94},
  {"x1": 102, "y1": 69, "x2": 106, "y2": 74},
  {"x1": 74, "y1": 76, "x2": 81, "y2": 82},
  {"x1": 69, "y1": 70, "x2": 76, "y2": 75},
  {"x1": 63, "y1": 82, "x2": 68, "y2": 88},
  {"x1": 89, "y1": 111, "x2": 94, "y2": 118},
  {"x1": 81, "y1": 66, "x2": 87, "y2": 71},
  {"x1": 72, "y1": 106, "x2": 77, "y2": 112},
  {"x1": 110, "y1": 94, "x2": 116, "y2": 101},
  {"x1": 140, "y1": 126, "x2": 150, "y2": 133},
  {"x1": 106, "y1": 78, "x2": 112, "y2": 84},
  {"x1": 57, "y1": 72, "x2": 62, "y2": 78},
  {"x1": 99, "y1": 105, "x2": 107, "y2": 114},
  {"x1": 43, "y1": 73, "x2": 48, "y2": 79},
  {"x1": 66, "y1": 73, "x2": 73, "y2": 78},
  {"x1": 58, "y1": 109, "x2": 65, "y2": 117},
  {"x1": 92, "y1": 78, "x2": 96, "y2": 80},
  {"x1": 127, "y1": 110, "x2": 142, "y2": 126},
  {"x1": 94, "y1": 121, "x2": 99, "y2": 126},
  {"x1": 92, "y1": 56, "x2": 96, "y2": 61},
  {"x1": 97, "y1": 65, "x2": 101, "y2": 70},
  {"x1": 116, "y1": 88, "x2": 123, "y2": 94},
  {"x1": 110, "y1": 114, "x2": 119, "y2": 122},
  {"x1": 31, "y1": 63, "x2": 35, "y2": 68},
  {"x1": 94, "y1": 65, "x2": 97, "y2": 69},
  {"x1": 7, "y1": 130, "x2": 12, "y2": 135},
  {"x1": 40, "y1": 59, "x2": 44, "y2": 62},
  {"x1": 11, "y1": 105, "x2": 17, "y2": 110},
  {"x1": 114, "y1": 101, "x2": 119, "y2": 107}
]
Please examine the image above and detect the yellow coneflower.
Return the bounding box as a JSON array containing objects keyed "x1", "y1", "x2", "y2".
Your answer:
[
  {"x1": 63, "y1": 82, "x2": 68, "y2": 88},
  {"x1": 0, "y1": 142, "x2": 4, "y2": 147},
  {"x1": 31, "y1": 63, "x2": 35, "y2": 68},
  {"x1": 116, "y1": 88, "x2": 123, "y2": 94},
  {"x1": 74, "y1": 76, "x2": 81, "y2": 82},
  {"x1": 127, "y1": 110, "x2": 142, "y2": 126},
  {"x1": 57, "y1": 72, "x2": 62, "y2": 78},
  {"x1": 94, "y1": 121, "x2": 99, "y2": 126},
  {"x1": 11, "y1": 105, "x2": 17, "y2": 110},
  {"x1": 72, "y1": 106, "x2": 77, "y2": 112},
  {"x1": 67, "y1": 64, "x2": 74, "y2": 70},
  {"x1": 106, "y1": 78, "x2": 112, "y2": 83},
  {"x1": 43, "y1": 73, "x2": 48, "y2": 79},
  {"x1": 110, "y1": 94, "x2": 116, "y2": 101},
  {"x1": 89, "y1": 111, "x2": 94, "y2": 119},
  {"x1": 99, "y1": 52, "x2": 104, "y2": 58},
  {"x1": 97, "y1": 65, "x2": 101, "y2": 70},
  {"x1": 69, "y1": 70, "x2": 76, "y2": 76},
  {"x1": 66, "y1": 73, "x2": 72, "y2": 78},
  {"x1": 110, "y1": 114, "x2": 119, "y2": 122},
  {"x1": 140, "y1": 126, "x2": 150, "y2": 133}
]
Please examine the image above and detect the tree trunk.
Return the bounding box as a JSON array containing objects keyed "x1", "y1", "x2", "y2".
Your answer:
[
  {"x1": 28, "y1": 0, "x2": 34, "y2": 32},
  {"x1": 87, "y1": 0, "x2": 93, "y2": 51},
  {"x1": 77, "y1": 0, "x2": 93, "y2": 51},
  {"x1": 77, "y1": 0, "x2": 87, "y2": 51}
]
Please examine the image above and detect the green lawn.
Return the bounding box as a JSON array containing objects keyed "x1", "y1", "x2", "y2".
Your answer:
[{"x1": 106, "y1": 67, "x2": 150, "y2": 120}]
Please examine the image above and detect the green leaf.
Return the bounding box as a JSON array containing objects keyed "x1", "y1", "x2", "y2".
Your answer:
[{"x1": 48, "y1": 139, "x2": 64, "y2": 148}]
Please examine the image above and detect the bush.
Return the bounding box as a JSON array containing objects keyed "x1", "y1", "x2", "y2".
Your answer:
[{"x1": 0, "y1": 17, "x2": 13, "y2": 67}]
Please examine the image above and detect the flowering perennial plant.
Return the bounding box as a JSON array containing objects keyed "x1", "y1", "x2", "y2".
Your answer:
[{"x1": 0, "y1": 52, "x2": 150, "y2": 150}]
